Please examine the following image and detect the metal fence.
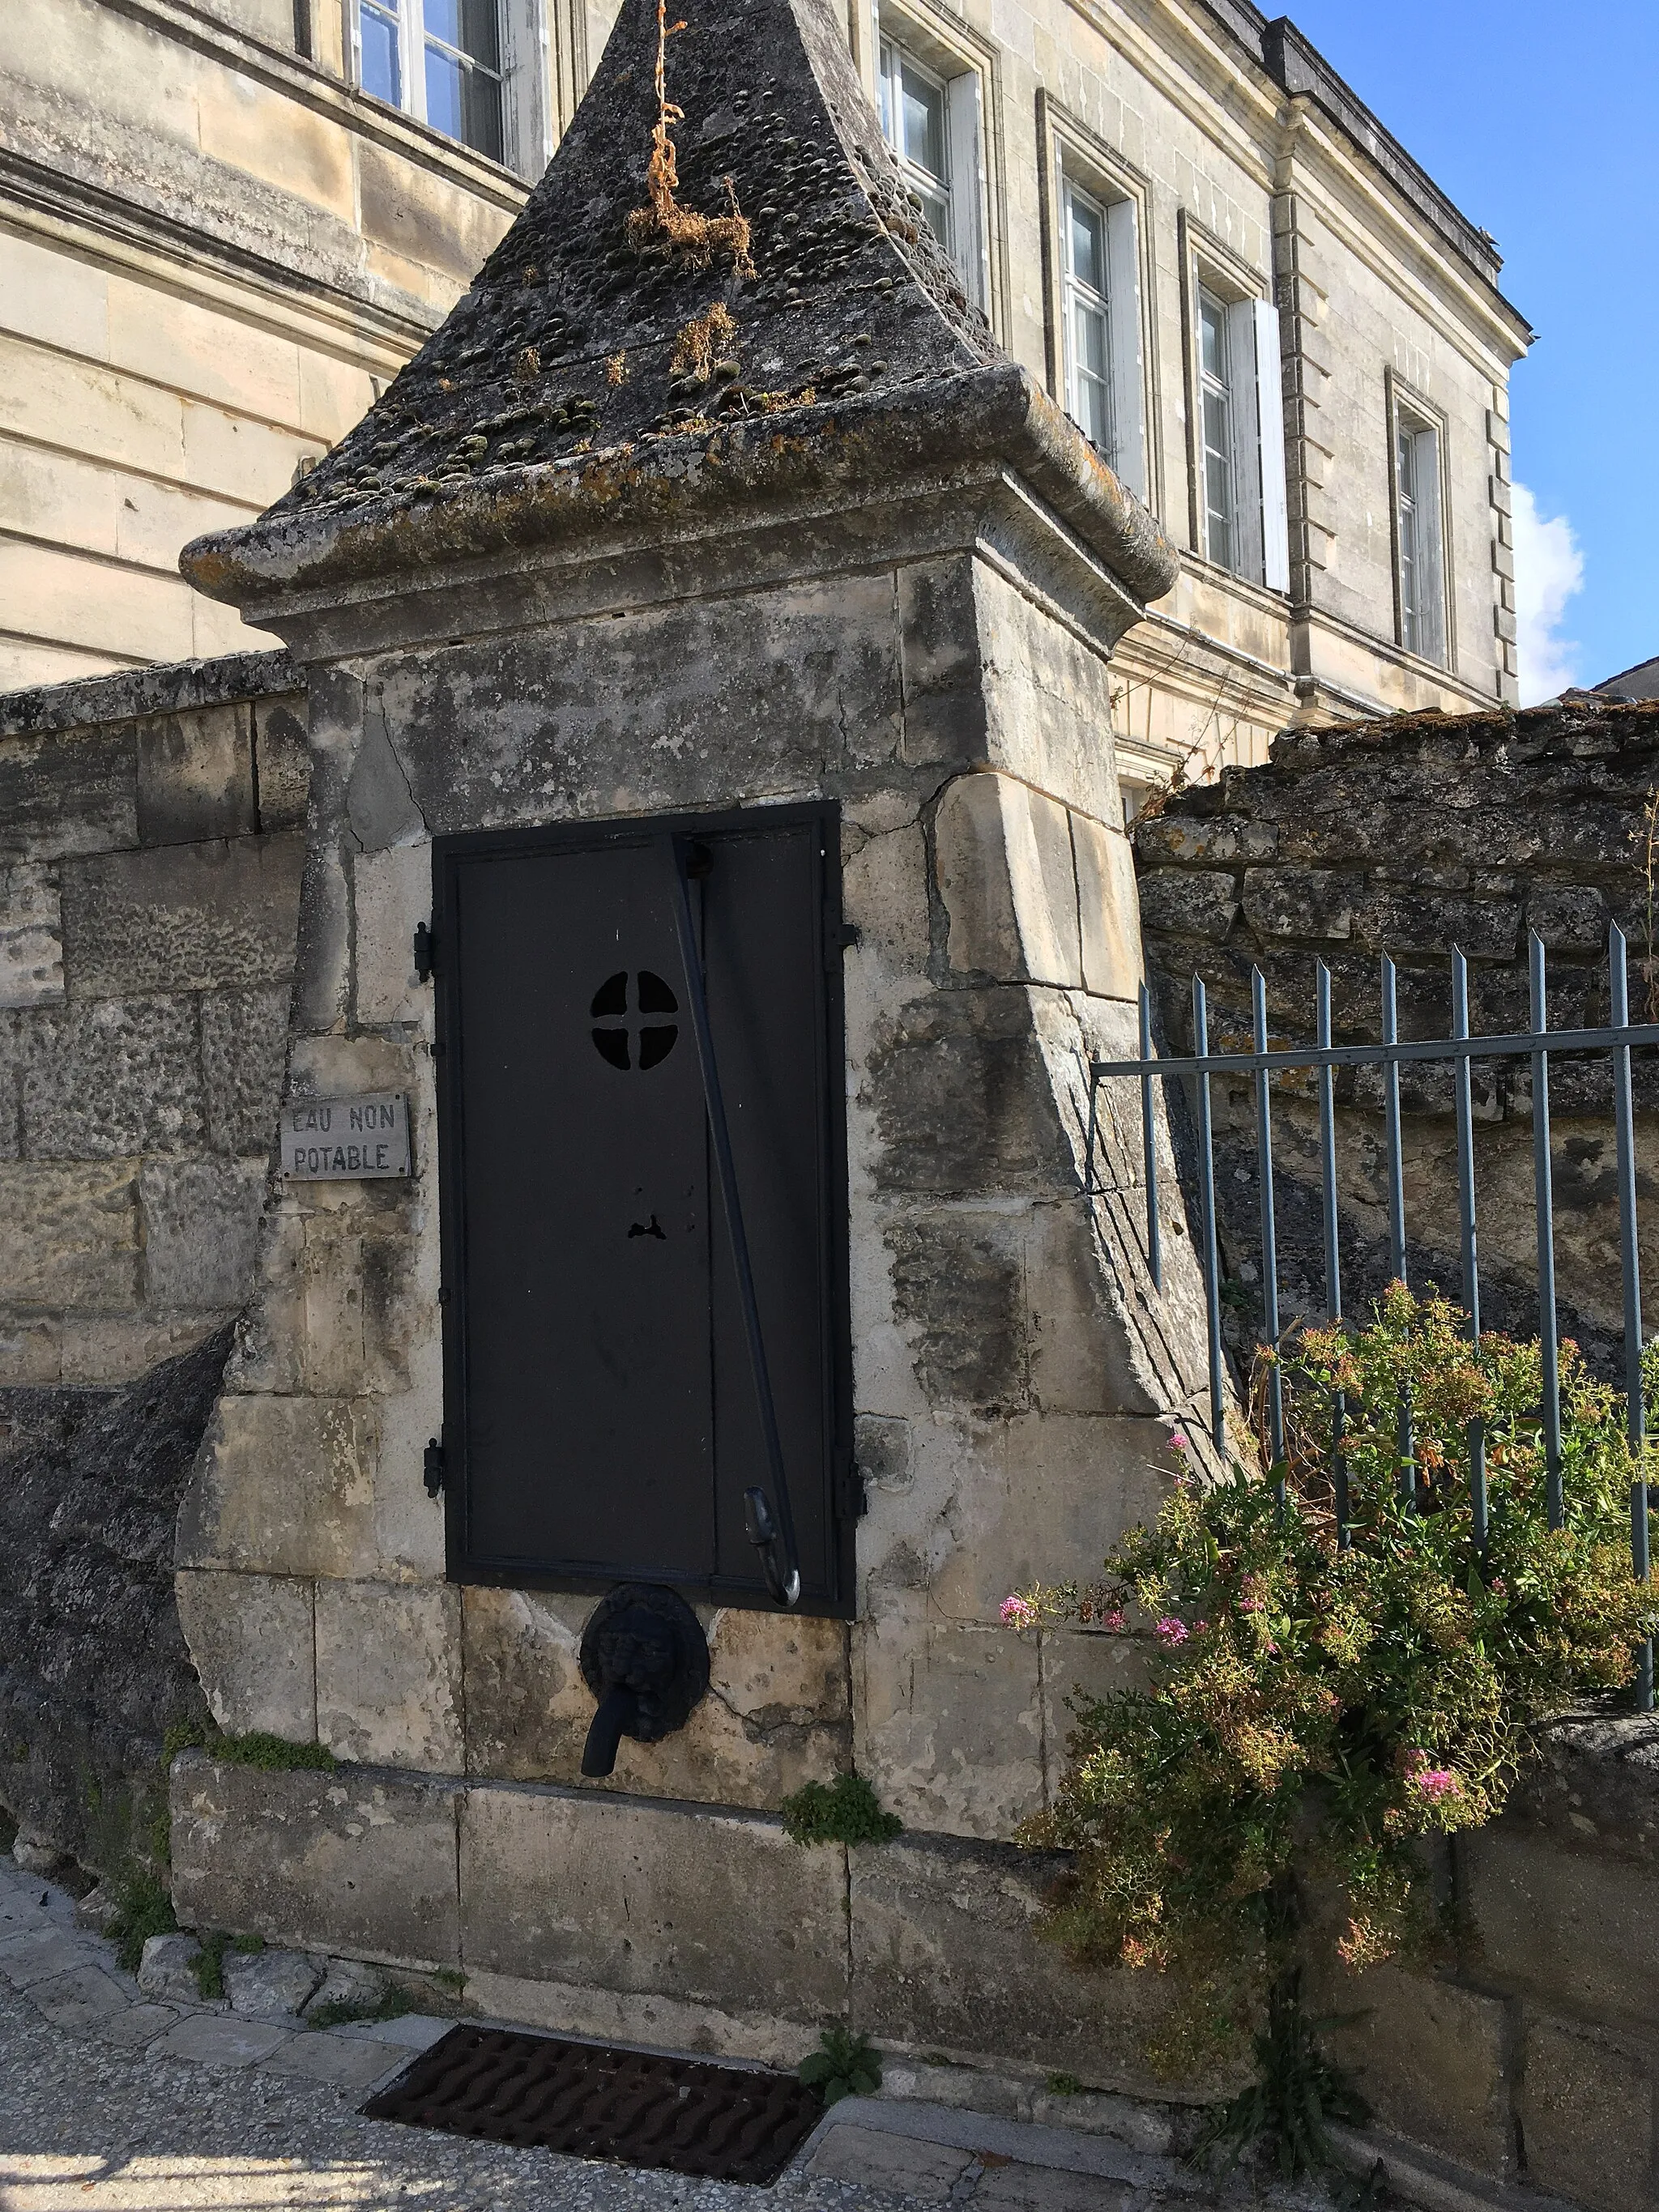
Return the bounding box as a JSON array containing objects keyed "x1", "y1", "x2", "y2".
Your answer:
[{"x1": 1088, "y1": 923, "x2": 1658, "y2": 1712}]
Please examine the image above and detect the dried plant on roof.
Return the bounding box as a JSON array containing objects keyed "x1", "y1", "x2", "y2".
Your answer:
[
  {"x1": 625, "y1": 0, "x2": 755, "y2": 275},
  {"x1": 670, "y1": 303, "x2": 737, "y2": 381}
]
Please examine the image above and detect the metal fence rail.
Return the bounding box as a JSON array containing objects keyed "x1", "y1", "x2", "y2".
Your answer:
[{"x1": 1090, "y1": 923, "x2": 1658, "y2": 1711}]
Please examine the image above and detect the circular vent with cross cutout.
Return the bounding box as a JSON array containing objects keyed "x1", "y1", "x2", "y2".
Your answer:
[{"x1": 590, "y1": 971, "x2": 680, "y2": 1071}]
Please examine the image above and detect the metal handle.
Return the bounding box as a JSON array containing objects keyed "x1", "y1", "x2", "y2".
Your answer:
[{"x1": 664, "y1": 835, "x2": 803, "y2": 1609}]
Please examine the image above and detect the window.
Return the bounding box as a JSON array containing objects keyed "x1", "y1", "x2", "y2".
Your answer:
[
  {"x1": 353, "y1": 0, "x2": 509, "y2": 164},
  {"x1": 874, "y1": 23, "x2": 988, "y2": 310},
  {"x1": 1394, "y1": 403, "x2": 1448, "y2": 664},
  {"x1": 1188, "y1": 262, "x2": 1290, "y2": 594},
  {"x1": 1064, "y1": 182, "x2": 1114, "y2": 460}
]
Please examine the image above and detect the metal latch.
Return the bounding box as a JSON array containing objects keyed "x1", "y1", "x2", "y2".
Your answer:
[
  {"x1": 825, "y1": 919, "x2": 860, "y2": 969},
  {"x1": 413, "y1": 922, "x2": 435, "y2": 982},
  {"x1": 834, "y1": 1456, "x2": 867, "y2": 1521},
  {"x1": 423, "y1": 1438, "x2": 446, "y2": 1498}
]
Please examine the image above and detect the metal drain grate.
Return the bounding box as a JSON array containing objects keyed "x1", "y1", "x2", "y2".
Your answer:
[{"x1": 361, "y1": 2024, "x2": 824, "y2": 2185}]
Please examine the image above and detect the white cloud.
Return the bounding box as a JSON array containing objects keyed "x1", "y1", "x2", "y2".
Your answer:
[{"x1": 1512, "y1": 482, "x2": 1584, "y2": 703}]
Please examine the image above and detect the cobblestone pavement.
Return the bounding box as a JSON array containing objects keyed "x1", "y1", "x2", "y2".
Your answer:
[{"x1": 0, "y1": 1859, "x2": 1330, "y2": 2212}]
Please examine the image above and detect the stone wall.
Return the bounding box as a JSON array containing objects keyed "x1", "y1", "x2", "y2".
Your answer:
[
  {"x1": 0, "y1": 650, "x2": 309, "y2": 1391},
  {"x1": 1132, "y1": 691, "x2": 1659, "y2": 1366},
  {"x1": 1133, "y1": 693, "x2": 1659, "y2": 2210}
]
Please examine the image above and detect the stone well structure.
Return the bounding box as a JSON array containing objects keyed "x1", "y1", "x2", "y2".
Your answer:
[{"x1": 165, "y1": 0, "x2": 1216, "y2": 2085}]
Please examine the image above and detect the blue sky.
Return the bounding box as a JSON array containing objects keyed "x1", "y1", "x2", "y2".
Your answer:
[{"x1": 1282, "y1": 0, "x2": 1657, "y2": 696}]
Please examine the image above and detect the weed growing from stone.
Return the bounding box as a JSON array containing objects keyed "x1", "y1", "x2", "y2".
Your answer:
[
  {"x1": 107, "y1": 1869, "x2": 177, "y2": 1975},
  {"x1": 163, "y1": 1720, "x2": 336, "y2": 1774},
  {"x1": 798, "y1": 2027, "x2": 881, "y2": 2106},
  {"x1": 1045, "y1": 2072, "x2": 1085, "y2": 2096},
  {"x1": 192, "y1": 1931, "x2": 230, "y2": 2001},
  {"x1": 1191, "y1": 1972, "x2": 1367, "y2": 2180},
  {"x1": 1007, "y1": 1285, "x2": 1659, "y2": 2077},
  {"x1": 305, "y1": 1986, "x2": 419, "y2": 2031},
  {"x1": 779, "y1": 1773, "x2": 902, "y2": 1848}
]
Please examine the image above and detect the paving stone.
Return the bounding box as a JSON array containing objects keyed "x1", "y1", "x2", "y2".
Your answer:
[
  {"x1": 0, "y1": 1883, "x2": 57, "y2": 1938},
  {"x1": 137, "y1": 1932, "x2": 207, "y2": 2006},
  {"x1": 972, "y1": 2161, "x2": 1139, "y2": 2212},
  {"x1": 29, "y1": 1962, "x2": 139, "y2": 2031},
  {"x1": 262, "y1": 2030, "x2": 409, "y2": 2089},
  {"x1": 224, "y1": 1947, "x2": 324, "y2": 2020},
  {"x1": 335, "y1": 2011, "x2": 451, "y2": 2050},
  {"x1": 0, "y1": 1926, "x2": 97, "y2": 1988},
  {"x1": 88, "y1": 2001, "x2": 180, "y2": 2048},
  {"x1": 147, "y1": 2011, "x2": 293, "y2": 2067},
  {"x1": 807, "y1": 2123, "x2": 975, "y2": 2198},
  {"x1": 74, "y1": 1884, "x2": 122, "y2": 1935}
]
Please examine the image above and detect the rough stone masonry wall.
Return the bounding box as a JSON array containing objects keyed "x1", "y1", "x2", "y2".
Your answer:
[
  {"x1": 0, "y1": 650, "x2": 309, "y2": 1872},
  {"x1": 1133, "y1": 692, "x2": 1659, "y2": 2212}
]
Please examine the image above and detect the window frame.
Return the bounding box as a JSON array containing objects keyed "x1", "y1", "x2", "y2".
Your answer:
[
  {"x1": 346, "y1": 0, "x2": 552, "y2": 177},
  {"x1": 1387, "y1": 373, "x2": 1454, "y2": 671},
  {"x1": 1179, "y1": 216, "x2": 1290, "y2": 597},
  {"x1": 869, "y1": 2, "x2": 1003, "y2": 330}
]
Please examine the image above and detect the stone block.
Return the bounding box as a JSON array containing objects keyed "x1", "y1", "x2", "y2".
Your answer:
[
  {"x1": 177, "y1": 1391, "x2": 379, "y2": 1578},
  {"x1": 347, "y1": 710, "x2": 428, "y2": 852},
  {"x1": 1366, "y1": 893, "x2": 1520, "y2": 962},
  {"x1": 1527, "y1": 883, "x2": 1607, "y2": 952},
  {"x1": 459, "y1": 1782, "x2": 848, "y2": 2027},
  {"x1": 975, "y1": 2166, "x2": 1136, "y2": 2212},
  {"x1": 863, "y1": 986, "x2": 1081, "y2": 1198},
  {"x1": 253, "y1": 699, "x2": 310, "y2": 833},
  {"x1": 138, "y1": 1932, "x2": 208, "y2": 2006},
  {"x1": 461, "y1": 1589, "x2": 848, "y2": 1808},
  {"x1": 1316, "y1": 1964, "x2": 1512, "y2": 2176},
  {"x1": 1241, "y1": 866, "x2": 1353, "y2": 941},
  {"x1": 0, "y1": 723, "x2": 137, "y2": 862},
  {"x1": 1520, "y1": 2015, "x2": 1656, "y2": 2212},
  {"x1": 0, "y1": 863, "x2": 64, "y2": 1008},
  {"x1": 303, "y1": 1958, "x2": 390, "y2": 2018},
  {"x1": 135, "y1": 705, "x2": 256, "y2": 846},
  {"x1": 20, "y1": 997, "x2": 204, "y2": 1158},
  {"x1": 224, "y1": 1947, "x2": 324, "y2": 2020},
  {"x1": 850, "y1": 1832, "x2": 1209, "y2": 2096},
  {"x1": 140, "y1": 1156, "x2": 267, "y2": 1310},
  {"x1": 884, "y1": 1209, "x2": 1030, "y2": 1414},
  {"x1": 934, "y1": 773, "x2": 1082, "y2": 988},
  {"x1": 0, "y1": 1159, "x2": 140, "y2": 1309},
  {"x1": 1134, "y1": 869, "x2": 1239, "y2": 941},
  {"x1": 90, "y1": 2001, "x2": 179, "y2": 2048},
  {"x1": 1069, "y1": 814, "x2": 1141, "y2": 1001},
  {"x1": 1134, "y1": 816, "x2": 1279, "y2": 867},
  {"x1": 1463, "y1": 1826, "x2": 1659, "y2": 2031},
  {"x1": 853, "y1": 1606, "x2": 1043, "y2": 1839},
  {"x1": 898, "y1": 556, "x2": 985, "y2": 771},
  {"x1": 354, "y1": 842, "x2": 432, "y2": 1027},
  {"x1": 170, "y1": 1752, "x2": 462, "y2": 1971},
  {"x1": 201, "y1": 987, "x2": 290, "y2": 1157},
  {"x1": 60, "y1": 833, "x2": 305, "y2": 996},
  {"x1": 175, "y1": 1569, "x2": 316, "y2": 1741},
  {"x1": 313, "y1": 1579, "x2": 463, "y2": 1775}
]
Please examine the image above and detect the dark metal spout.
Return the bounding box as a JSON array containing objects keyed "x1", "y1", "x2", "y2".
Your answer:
[{"x1": 581, "y1": 1684, "x2": 638, "y2": 1777}]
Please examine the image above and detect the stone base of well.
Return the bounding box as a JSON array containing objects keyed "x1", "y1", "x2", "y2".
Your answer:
[{"x1": 168, "y1": 1750, "x2": 1212, "y2": 2097}]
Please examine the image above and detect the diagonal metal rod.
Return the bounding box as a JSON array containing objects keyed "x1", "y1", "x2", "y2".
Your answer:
[
  {"x1": 1530, "y1": 933, "x2": 1563, "y2": 1528},
  {"x1": 1317, "y1": 965, "x2": 1348, "y2": 1545},
  {"x1": 1139, "y1": 983, "x2": 1162, "y2": 1291},
  {"x1": 1253, "y1": 970, "x2": 1285, "y2": 1511},
  {"x1": 665, "y1": 836, "x2": 801, "y2": 1609},
  {"x1": 1193, "y1": 976, "x2": 1227, "y2": 1454},
  {"x1": 1610, "y1": 925, "x2": 1653, "y2": 1711},
  {"x1": 1452, "y1": 948, "x2": 1488, "y2": 1554},
  {"x1": 1382, "y1": 955, "x2": 1416, "y2": 1505}
]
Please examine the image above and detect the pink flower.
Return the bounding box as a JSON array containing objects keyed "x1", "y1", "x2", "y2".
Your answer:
[
  {"x1": 1000, "y1": 1596, "x2": 1038, "y2": 1630},
  {"x1": 1155, "y1": 1617, "x2": 1189, "y2": 1647},
  {"x1": 1412, "y1": 1767, "x2": 1461, "y2": 1805},
  {"x1": 1101, "y1": 1609, "x2": 1127, "y2": 1634},
  {"x1": 1168, "y1": 1430, "x2": 1191, "y2": 1455},
  {"x1": 1193, "y1": 1620, "x2": 1209, "y2": 1636}
]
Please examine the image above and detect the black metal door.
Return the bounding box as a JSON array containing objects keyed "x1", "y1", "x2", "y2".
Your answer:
[{"x1": 433, "y1": 803, "x2": 851, "y2": 1613}]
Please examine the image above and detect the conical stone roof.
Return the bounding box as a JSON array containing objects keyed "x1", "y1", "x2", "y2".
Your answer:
[{"x1": 183, "y1": 0, "x2": 1176, "y2": 608}]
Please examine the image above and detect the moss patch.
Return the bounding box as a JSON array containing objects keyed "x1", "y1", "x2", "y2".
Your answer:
[{"x1": 780, "y1": 1773, "x2": 902, "y2": 1848}]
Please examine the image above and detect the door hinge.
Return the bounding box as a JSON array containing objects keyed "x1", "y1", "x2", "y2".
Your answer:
[
  {"x1": 413, "y1": 921, "x2": 435, "y2": 982},
  {"x1": 423, "y1": 1438, "x2": 446, "y2": 1499},
  {"x1": 834, "y1": 1456, "x2": 867, "y2": 1521},
  {"x1": 825, "y1": 919, "x2": 859, "y2": 970}
]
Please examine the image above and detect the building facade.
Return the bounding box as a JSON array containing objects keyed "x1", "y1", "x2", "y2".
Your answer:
[{"x1": 0, "y1": 0, "x2": 1530, "y2": 791}]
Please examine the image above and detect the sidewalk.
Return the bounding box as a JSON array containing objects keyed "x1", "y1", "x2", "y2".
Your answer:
[{"x1": 0, "y1": 1852, "x2": 1333, "y2": 2211}]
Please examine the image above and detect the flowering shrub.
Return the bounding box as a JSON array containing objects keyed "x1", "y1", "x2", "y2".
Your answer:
[{"x1": 1005, "y1": 1285, "x2": 1657, "y2": 2070}]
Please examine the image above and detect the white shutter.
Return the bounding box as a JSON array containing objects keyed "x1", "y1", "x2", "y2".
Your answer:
[
  {"x1": 1252, "y1": 295, "x2": 1291, "y2": 595},
  {"x1": 1416, "y1": 426, "x2": 1448, "y2": 663},
  {"x1": 1226, "y1": 296, "x2": 1264, "y2": 581},
  {"x1": 1104, "y1": 198, "x2": 1146, "y2": 501},
  {"x1": 945, "y1": 70, "x2": 989, "y2": 311}
]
